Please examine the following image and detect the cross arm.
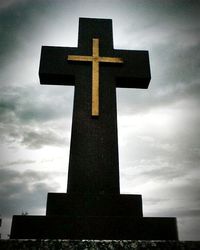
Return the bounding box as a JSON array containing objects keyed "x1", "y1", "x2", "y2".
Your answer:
[
  {"x1": 39, "y1": 46, "x2": 78, "y2": 86},
  {"x1": 114, "y1": 50, "x2": 151, "y2": 89}
]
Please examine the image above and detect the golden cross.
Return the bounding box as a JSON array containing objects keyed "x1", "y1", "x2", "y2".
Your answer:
[{"x1": 67, "y1": 38, "x2": 123, "y2": 116}]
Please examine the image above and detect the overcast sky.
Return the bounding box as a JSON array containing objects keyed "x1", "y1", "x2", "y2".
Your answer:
[{"x1": 0, "y1": 0, "x2": 200, "y2": 240}]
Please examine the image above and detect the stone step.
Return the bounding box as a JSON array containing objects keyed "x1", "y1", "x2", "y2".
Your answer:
[
  {"x1": 46, "y1": 193, "x2": 143, "y2": 217},
  {"x1": 10, "y1": 215, "x2": 178, "y2": 240}
]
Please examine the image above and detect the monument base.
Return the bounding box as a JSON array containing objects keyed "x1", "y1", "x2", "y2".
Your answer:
[
  {"x1": 10, "y1": 193, "x2": 178, "y2": 240},
  {"x1": 11, "y1": 215, "x2": 178, "y2": 240}
]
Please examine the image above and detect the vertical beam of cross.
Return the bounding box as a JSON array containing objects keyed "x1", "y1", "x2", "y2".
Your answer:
[
  {"x1": 67, "y1": 38, "x2": 123, "y2": 116},
  {"x1": 39, "y1": 18, "x2": 151, "y2": 195}
]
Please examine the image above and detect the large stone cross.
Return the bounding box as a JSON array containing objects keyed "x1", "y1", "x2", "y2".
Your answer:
[
  {"x1": 39, "y1": 17, "x2": 151, "y2": 195},
  {"x1": 11, "y1": 18, "x2": 178, "y2": 240}
]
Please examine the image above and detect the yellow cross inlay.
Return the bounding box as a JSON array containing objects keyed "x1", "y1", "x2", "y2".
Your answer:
[{"x1": 67, "y1": 38, "x2": 123, "y2": 117}]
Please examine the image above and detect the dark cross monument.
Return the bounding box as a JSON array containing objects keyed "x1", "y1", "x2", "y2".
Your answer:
[{"x1": 10, "y1": 17, "x2": 178, "y2": 240}]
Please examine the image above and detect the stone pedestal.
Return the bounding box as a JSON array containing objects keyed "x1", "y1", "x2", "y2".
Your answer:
[{"x1": 10, "y1": 193, "x2": 178, "y2": 240}]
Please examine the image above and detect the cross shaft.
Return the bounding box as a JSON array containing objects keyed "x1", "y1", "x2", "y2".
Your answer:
[{"x1": 67, "y1": 38, "x2": 123, "y2": 116}]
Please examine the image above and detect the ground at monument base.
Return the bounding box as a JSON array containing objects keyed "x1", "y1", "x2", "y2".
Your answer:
[{"x1": 1, "y1": 240, "x2": 200, "y2": 250}]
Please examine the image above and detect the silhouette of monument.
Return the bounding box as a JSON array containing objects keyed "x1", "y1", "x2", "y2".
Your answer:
[{"x1": 10, "y1": 17, "x2": 178, "y2": 240}]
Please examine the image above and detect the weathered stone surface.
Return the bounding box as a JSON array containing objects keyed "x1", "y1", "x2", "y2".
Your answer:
[{"x1": 1, "y1": 240, "x2": 200, "y2": 250}]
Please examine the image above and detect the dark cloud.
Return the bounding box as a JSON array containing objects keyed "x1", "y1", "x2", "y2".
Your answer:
[
  {"x1": 21, "y1": 127, "x2": 67, "y2": 149},
  {"x1": 0, "y1": 0, "x2": 25, "y2": 9},
  {"x1": 0, "y1": 86, "x2": 73, "y2": 123},
  {"x1": 0, "y1": 123, "x2": 69, "y2": 149},
  {"x1": 117, "y1": 30, "x2": 200, "y2": 115},
  {"x1": 176, "y1": 209, "x2": 200, "y2": 218},
  {"x1": 0, "y1": 160, "x2": 35, "y2": 168},
  {"x1": 115, "y1": 1, "x2": 200, "y2": 120},
  {"x1": 0, "y1": 85, "x2": 73, "y2": 149},
  {"x1": 0, "y1": 168, "x2": 61, "y2": 216},
  {"x1": 138, "y1": 166, "x2": 185, "y2": 181}
]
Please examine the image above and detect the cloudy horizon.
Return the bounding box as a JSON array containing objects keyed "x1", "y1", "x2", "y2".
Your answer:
[{"x1": 0, "y1": 0, "x2": 200, "y2": 240}]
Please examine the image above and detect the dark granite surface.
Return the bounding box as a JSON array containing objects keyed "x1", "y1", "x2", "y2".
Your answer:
[{"x1": 1, "y1": 240, "x2": 200, "y2": 250}]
